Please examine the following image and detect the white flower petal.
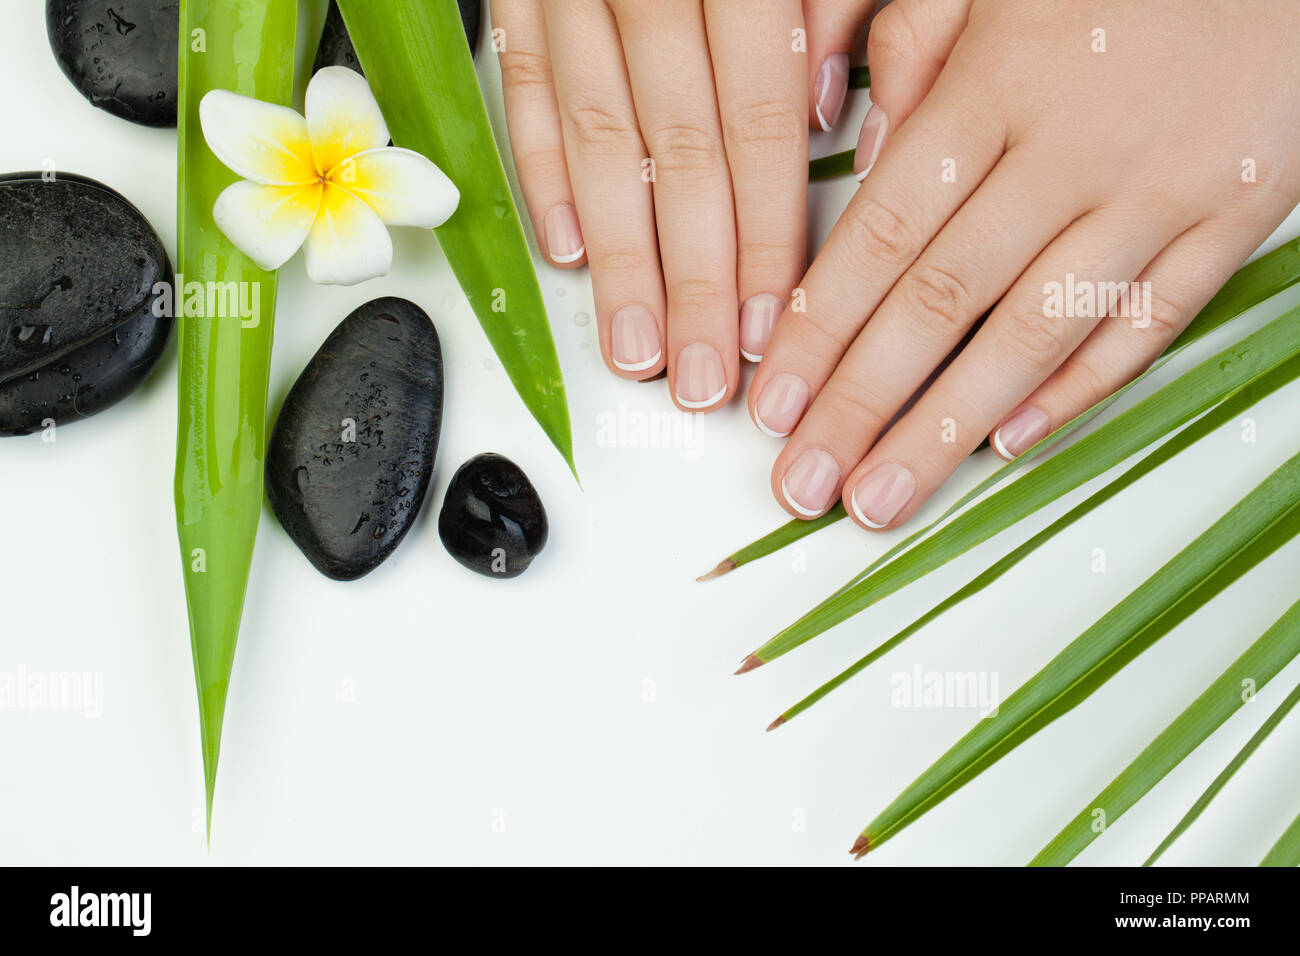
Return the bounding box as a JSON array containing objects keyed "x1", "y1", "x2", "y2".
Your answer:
[
  {"x1": 304, "y1": 183, "x2": 393, "y2": 286},
  {"x1": 212, "y1": 181, "x2": 321, "y2": 272},
  {"x1": 305, "y1": 66, "x2": 390, "y2": 177},
  {"x1": 330, "y1": 147, "x2": 459, "y2": 228},
  {"x1": 199, "y1": 90, "x2": 317, "y2": 186}
]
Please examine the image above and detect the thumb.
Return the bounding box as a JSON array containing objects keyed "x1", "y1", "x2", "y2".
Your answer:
[{"x1": 855, "y1": 0, "x2": 974, "y2": 178}]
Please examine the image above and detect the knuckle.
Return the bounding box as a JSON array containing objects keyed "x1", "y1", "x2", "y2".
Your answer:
[
  {"x1": 867, "y1": 5, "x2": 919, "y2": 67},
  {"x1": 824, "y1": 375, "x2": 891, "y2": 433},
  {"x1": 839, "y1": 197, "x2": 922, "y2": 270},
  {"x1": 566, "y1": 104, "x2": 639, "y2": 154},
  {"x1": 587, "y1": 242, "x2": 647, "y2": 276},
  {"x1": 1061, "y1": 356, "x2": 1111, "y2": 405},
  {"x1": 670, "y1": 276, "x2": 730, "y2": 312},
  {"x1": 738, "y1": 235, "x2": 797, "y2": 277},
  {"x1": 647, "y1": 123, "x2": 728, "y2": 181},
  {"x1": 723, "y1": 99, "x2": 802, "y2": 154},
  {"x1": 788, "y1": 308, "x2": 853, "y2": 354},
  {"x1": 519, "y1": 145, "x2": 568, "y2": 184},
  {"x1": 1001, "y1": 309, "x2": 1075, "y2": 367},
  {"x1": 899, "y1": 264, "x2": 975, "y2": 338},
  {"x1": 1141, "y1": 290, "x2": 1186, "y2": 339},
  {"x1": 497, "y1": 50, "x2": 552, "y2": 94}
]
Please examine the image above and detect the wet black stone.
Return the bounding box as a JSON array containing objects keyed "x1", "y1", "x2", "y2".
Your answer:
[
  {"x1": 439, "y1": 453, "x2": 548, "y2": 579},
  {"x1": 266, "y1": 297, "x2": 443, "y2": 582},
  {"x1": 46, "y1": 0, "x2": 179, "y2": 127},
  {"x1": 314, "y1": 0, "x2": 480, "y2": 76},
  {"x1": 0, "y1": 172, "x2": 173, "y2": 433},
  {"x1": 0, "y1": 299, "x2": 172, "y2": 437}
]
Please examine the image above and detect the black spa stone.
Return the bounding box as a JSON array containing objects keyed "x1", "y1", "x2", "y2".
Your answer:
[
  {"x1": 266, "y1": 297, "x2": 444, "y2": 581},
  {"x1": 0, "y1": 172, "x2": 173, "y2": 434},
  {"x1": 46, "y1": 0, "x2": 179, "y2": 127},
  {"x1": 313, "y1": 0, "x2": 481, "y2": 76},
  {"x1": 438, "y1": 453, "x2": 548, "y2": 579}
]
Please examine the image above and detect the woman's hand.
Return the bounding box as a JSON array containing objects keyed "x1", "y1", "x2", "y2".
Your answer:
[
  {"x1": 752, "y1": 0, "x2": 1300, "y2": 527},
  {"x1": 491, "y1": 0, "x2": 876, "y2": 408}
]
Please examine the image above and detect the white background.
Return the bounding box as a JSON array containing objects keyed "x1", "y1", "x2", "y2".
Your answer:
[{"x1": 3, "y1": 2, "x2": 1299, "y2": 866}]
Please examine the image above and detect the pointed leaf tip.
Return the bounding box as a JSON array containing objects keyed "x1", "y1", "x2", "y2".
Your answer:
[{"x1": 697, "y1": 558, "x2": 735, "y2": 582}]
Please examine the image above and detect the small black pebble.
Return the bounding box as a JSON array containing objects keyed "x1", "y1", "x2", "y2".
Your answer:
[{"x1": 439, "y1": 453, "x2": 548, "y2": 579}]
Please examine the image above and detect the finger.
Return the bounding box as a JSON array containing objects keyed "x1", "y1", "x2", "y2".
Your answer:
[
  {"x1": 853, "y1": 0, "x2": 974, "y2": 177},
  {"x1": 491, "y1": 0, "x2": 586, "y2": 267},
  {"x1": 705, "y1": 0, "x2": 807, "y2": 363},
  {"x1": 749, "y1": 71, "x2": 1004, "y2": 446},
  {"x1": 842, "y1": 206, "x2": 1181, "y2": 531},
  {"x1": 767, "y1": 146, "x2": 1088, "y2": 517},
  {"x1": 545, "y1": 0, "x2": 667, "y2": 379},
  {"x1": 802, "y1": 0, "x2": 877, "y2": 131},
  {"x1": 611, "y1": 0, "x2": 739, "y2": 411},
  {"x1": 989, "y1": 219, "x2": 1264, "y2": 459}
]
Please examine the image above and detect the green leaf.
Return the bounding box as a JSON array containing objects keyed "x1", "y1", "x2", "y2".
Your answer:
[
  {"x1": 1261, "y1": 811, "x2": 1300, "y2": 867},
  {"x1": 1031, "y1": 598, "x2": 1300, "y2": 865},
  {"x1": 810, "y1": 150, "x2": 855, "y2": 182},
  {"x1": 707, "y1": 237, "x2": 1300, "y2": 580},
  {"x1": 774, "y1": 352, "x2": 1300, "y2": 726},
  {"x1": 854, "y1": 450, "x2": 1300, "y2": 858},
  {"x1": 176, "y1": 0, "x2": 298, "y2": 838},
  {"x1": 749, "y1": 302, "x2": 1300, "y2": 667},
  {"x1": 1144, "y1": 679, "x2": 1300, "y2": 866},
  {"x1": 336, "y1": 0, "x2": 576, "y2": 477}
]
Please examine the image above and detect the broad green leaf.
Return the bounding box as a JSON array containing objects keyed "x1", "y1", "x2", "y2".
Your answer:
[
  {"x1": 1032, "y1": 597, "x2": 1300, "y2": 865},
  {"x1": 707, "y1": 236, "x2": 1300, "y2": 580},
  {"x1": 336, "y1": 0, "x2": 576, "y2": 477},
  {"x1": 750, "y1": 302, "x2": 1300, "y2": 667},
  {"x1": 854, "y1": 450, "x2": 1300, "y2": 857},
  {"x1": 774, "y1": 352, "x2": 1300, "y2": 726},
  {"x1": 1144, "y1": 680, "x2": 1300, "y2": 866},
  {"x1": 176, "y1": 0, "x2": 298, "y2": 838}
]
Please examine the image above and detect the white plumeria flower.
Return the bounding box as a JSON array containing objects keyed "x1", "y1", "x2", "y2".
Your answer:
[{"x1": 199, "y1": 66, "x2": 459, "y2": 286}]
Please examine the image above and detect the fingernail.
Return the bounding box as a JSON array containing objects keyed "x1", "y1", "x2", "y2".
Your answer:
[
  {"x1": 781, "y1": 448, "x2": 842, "y2": 517},
  {"x1": 739, "y1": 293, "x2": 782, "y2": 362},
  {"x1": 992, "y1": 407, "x2": 1051, "y2": 459},
  {"x1": 545, "y1": 203, "x2": 584, "y2": 264},
  {"x1": 814, "y1": 53, "x2": 850, "y2": 132},
  {"x1": 850, "y1": 462, "x2": 916, "y2": 529},
  {"x1": 675, "y1": 343, "x2": 727, "y2": 409},
  {"x1": 610, "y1": 305, "x2": 662, "y2": 372},
  {"x1": 753, "y1": 373, "x2": 810, "y2": 438},
  {"x1": 853, "y1": 104, "x2": 889, "y2": 181}
]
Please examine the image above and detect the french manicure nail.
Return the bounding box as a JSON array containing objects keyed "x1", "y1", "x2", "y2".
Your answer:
[
  {"x1": 675, "y1": 343, "x2": 727, "y2": 409},
  {"x1": 853, "y1": 104, "x2": 889, "y2": 181},
  {"x1": 992, "y1": 407, "x2": 1051, "y2": 459},
  {"x1": 850, "y1": 462, "x2": 916, "y2": 529},
  {"x1": 610, "y1": 305, "x2": 662, "y2": 372},
  {"x1": 545, "y1": 203, "x2": 584, "y2": 264},
  {"x1": 814, "y1": 53, "x2": 850, "y2": 132},
  {"x1": 739, "y1": 293, "x2": 782, "y2": 362},
  {"x1": 781, "y1": 448, "x2": 842, "y2": 517},
  {"x1": 753, "y1": 373, "x2": 810, "y2": 438}
]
